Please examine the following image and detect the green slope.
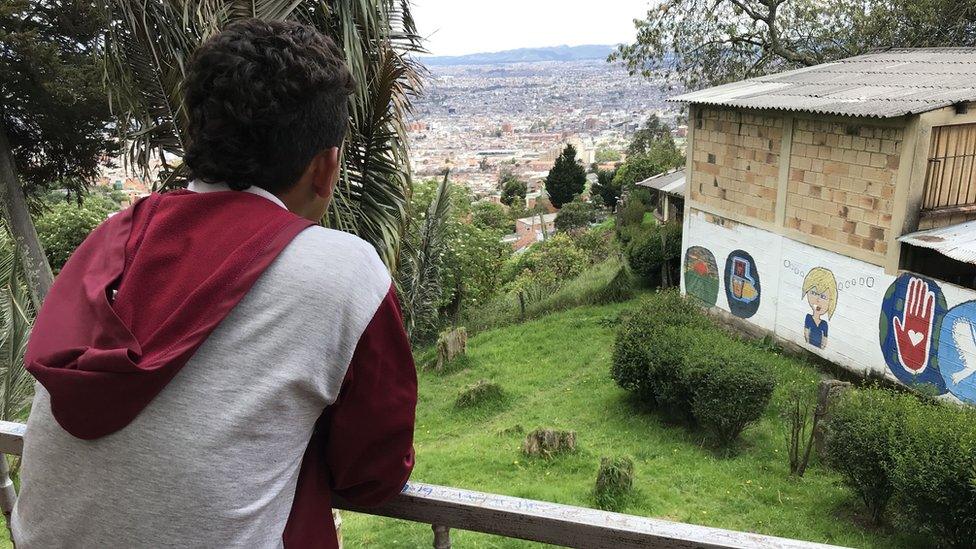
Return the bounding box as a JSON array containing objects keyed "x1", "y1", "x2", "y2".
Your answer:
[{"x1": 343, "y1": 300, "x2": 924, "y2": 548}]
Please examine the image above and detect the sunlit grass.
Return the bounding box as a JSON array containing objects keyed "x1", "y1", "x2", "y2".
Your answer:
[{"x1": 343, "y1": 300, "x2": 927, "y2": 548}]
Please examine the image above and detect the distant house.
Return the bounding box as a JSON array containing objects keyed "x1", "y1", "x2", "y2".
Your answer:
[
  {"x1": 507, "y1": 212, "x2": 557, "y2": 251},
  {"x1": 636, "y1": 169, "x2": 685, "y2": 223},
  {"x1": 671, "y1": 48, "x2": 976, "y2": 405}
]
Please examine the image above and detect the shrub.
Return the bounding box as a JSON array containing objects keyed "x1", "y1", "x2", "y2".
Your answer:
[
  {"x1": 570, "y1": 225, "x2": 615, "y2": 265},
  {"x1": 685, "y1": 350, "x2": 775, "y2": 448},
  {"x1": 824, "y1": 388, "x2": 976, "y2": 543},
  {"x1": 822, "y1": 388, "x2": 916, "y2": 524},
  {"x1": 455, "y1": 380, "x2": 505, "y2": 409},
  {"x1": 594, "y1": 456, "x2": 635, "y2": 511},
  {"x1": 782, "y1": 386, "x2": 819, "y2": 477},
  {"x1": 616, "y1": 198, "x2": 647, "y2": 230},
  {"x1": 612, "y1": 291, "x2": 712, "y2": 413},
  {"x1": 888, "y1": 401, "x2": 976, "y2": 546},
  {"x1": 624, "y1": 222, "x2": 682, "y2": 287},
  {"x1": 554, "y1": 199, "x2": 596, "y2": 233},
  {"x1": 503, "y1": 233, "x2": 588, "y2": 289},
  {"x1": 612, "y1": 291, "x2": 776, "y2": 447}
]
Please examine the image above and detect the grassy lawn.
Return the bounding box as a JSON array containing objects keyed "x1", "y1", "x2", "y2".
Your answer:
[{"x1": 343, "y1": 299, "x2": 926, "y2": 548}]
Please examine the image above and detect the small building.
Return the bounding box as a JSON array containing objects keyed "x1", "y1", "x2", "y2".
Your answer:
[
  {"x1": 636, "y1": 169, "x2": 686, "y2": 223},
  {"x1": 671, "y1": 48, "x2": 976, "y2": 405},
  {"x1": 508, "y1": 212, "x2": 557, "y2": 251}
]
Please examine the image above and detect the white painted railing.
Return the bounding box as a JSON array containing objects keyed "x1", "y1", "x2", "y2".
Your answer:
[{"x1": 0, "y1": 421, "x2": 846, "y2": 549}]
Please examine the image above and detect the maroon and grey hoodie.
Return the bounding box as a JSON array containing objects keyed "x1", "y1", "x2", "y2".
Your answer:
[{"x1": 12, "y1": 181, "x2": 417, "y2": 548}]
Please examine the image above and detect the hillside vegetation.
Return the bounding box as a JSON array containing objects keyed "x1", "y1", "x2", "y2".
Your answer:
[{"x1": 343, "y1": 299, "x2": 924, "y2": 548}]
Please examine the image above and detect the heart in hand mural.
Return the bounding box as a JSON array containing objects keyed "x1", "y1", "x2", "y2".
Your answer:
[{"x1": 879, "y1": 274, "x2": 947, "y2": 394}]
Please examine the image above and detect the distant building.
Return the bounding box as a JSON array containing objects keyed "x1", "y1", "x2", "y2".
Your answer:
[
  {"x1": 508, "y1": 212, "x2": 557, "y2": 251},
  {"x1": 671, "y1": 47, "x2": 976, "y2": 405}
]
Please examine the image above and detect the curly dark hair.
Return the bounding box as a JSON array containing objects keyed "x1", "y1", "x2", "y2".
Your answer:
[{"x1": 183, "y1": 19, "x2": 355, "y2": 193}]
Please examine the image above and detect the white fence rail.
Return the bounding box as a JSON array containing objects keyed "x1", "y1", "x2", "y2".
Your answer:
[{"x1": 0, "y1": 421, "x2": 846, "y2": 549}]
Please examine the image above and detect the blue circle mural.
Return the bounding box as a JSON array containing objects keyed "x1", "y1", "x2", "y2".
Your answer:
[
  {"x1": 723, "y1": 250, "x2": 760, "y2": 319},
  {"x1": 878, "y1": 274, "x2": 947, "y2": 393},
  {"x1": 937, "y1": 301, "x2": 976, "y2": 404}
]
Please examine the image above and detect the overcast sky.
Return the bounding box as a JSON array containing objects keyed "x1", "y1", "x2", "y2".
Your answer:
[{"x1": 411, "y1": 0, "x2": 652, "y2": 57}]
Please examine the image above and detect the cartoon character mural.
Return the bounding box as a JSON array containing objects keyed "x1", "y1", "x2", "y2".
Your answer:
[
  {"x1": 937, "y1": 301, "x2": 976, "y2": 404},
  {"x1": 801, "y1": 268, "x2": 837, "y2": 349},
  {"x1": 724, "y1": 250, "x2": 760, "y2": 318},
  {"x1": 879, "y1": 274, "x2": 947, "y2": 393},
  {"x1": 684, "y1": 246, "x2": 719, "y2": 307}
]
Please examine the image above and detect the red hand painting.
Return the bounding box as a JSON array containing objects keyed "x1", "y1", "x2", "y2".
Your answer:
[{"x1": 892, "y1": 277, "x2": 936, "y2": 373}]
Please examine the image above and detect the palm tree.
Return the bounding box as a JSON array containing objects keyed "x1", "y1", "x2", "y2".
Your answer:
[
  {"x1": 0, "y1": 231, "x2": 36, "y2": 424},
  {"x1": 397, "y1": 172, "x2": 452, "y2": 340},
  {"x1": 101, "y1": 0, "x2": 424, "y2": 269}
]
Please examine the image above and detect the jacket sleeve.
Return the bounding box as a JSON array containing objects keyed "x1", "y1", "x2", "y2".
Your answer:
[{"x1": 325, "y1": 284, "x2": 417, "y2": 507}]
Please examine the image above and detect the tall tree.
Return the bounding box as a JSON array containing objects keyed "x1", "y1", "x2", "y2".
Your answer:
[
  {"x1": 591, "y1": 169, "x2": 620, "y2": 211},
  {"x1": 611, "y1": 0, "x2": 976, "y2": 89},
  {"x1": 0, "y1": 0, "x2": 115, "y2": 304},
  {"x1": 500, "y1": 177, "x2": 527, "y2": 207},
  {"x1": 102, "y1": 0, "x2": 424, "y2": 270},
  {"x1": 545, "y1": 144, "x2": 586, "y2": 209},
  {"x1": 628, "y1": 115, "x2": 672, "y2": 157}
]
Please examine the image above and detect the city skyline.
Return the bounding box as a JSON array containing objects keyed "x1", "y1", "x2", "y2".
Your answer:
[{"x1": 412, "y1": 0, "x2": 650, "y2": 56}]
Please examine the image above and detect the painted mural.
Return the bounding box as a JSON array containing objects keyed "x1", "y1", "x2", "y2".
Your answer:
[
  {"x1": 724, "y1": 250, "x2": 760, "y2": 318},
  {"x1": 801, "y1": 268, "x2": 837, "y2": 350},
  {"x1": 937, "y1": 302, "x2": 976, "y2": 404},
  {"x1": 879, "y1": 274, "x2": 948, "y2": 393},
  {"x1": 684, "y1": 246, "x2": 719, "y2": 306}
]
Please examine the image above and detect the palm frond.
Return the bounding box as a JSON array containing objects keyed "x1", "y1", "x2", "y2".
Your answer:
[
  {"x1": 0, "y1": 231, "x2": 36, "y2": 422},
  {"x1": 398, "y1": 171, "x2": 451, "y2": 339}
]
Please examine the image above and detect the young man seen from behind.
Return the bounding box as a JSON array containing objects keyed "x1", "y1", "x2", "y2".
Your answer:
[{"x1": 13, "y1": 19, "x2": 416, "y2": 549}]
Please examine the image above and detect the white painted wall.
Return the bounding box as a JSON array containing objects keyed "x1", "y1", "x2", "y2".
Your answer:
[{"x1": 681, "y1": 209, "x2": 976, "y2": 405}]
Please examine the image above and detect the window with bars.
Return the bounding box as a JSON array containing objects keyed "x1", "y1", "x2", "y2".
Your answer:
[{"x1": 922, "y1": 123, "x2": 976, "y2": 214}]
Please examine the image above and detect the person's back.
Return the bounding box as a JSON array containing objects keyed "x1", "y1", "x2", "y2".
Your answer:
[{"x1": 12, "y1": 19, "x2": 416, "y2": 548}]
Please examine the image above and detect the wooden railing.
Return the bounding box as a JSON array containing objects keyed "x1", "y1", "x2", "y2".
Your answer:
[{"x1": 0, "y1": 421, "x2": 846, "y2": 549}]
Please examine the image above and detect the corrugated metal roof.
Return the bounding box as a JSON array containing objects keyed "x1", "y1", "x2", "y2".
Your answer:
[
  {"x1": 669, "y1": 48, "x2": 976, "y2": 118},
  {"x1": 637, "y1": 169, "x2": 685, "y2": 191},
  {"x1": 898, "y1": 220, "x2": 976, "y2": 264}
]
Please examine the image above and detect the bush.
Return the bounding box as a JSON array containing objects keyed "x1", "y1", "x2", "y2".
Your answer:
[
  {"x1": 611, "y1": 292, "x2": 711, "y2": 411},
  {"x1": 594, "y1": 456, "x2": 635, "y2": 511},
  {"x1": 888, "y1": 401, "x2": 976, "y2": 546},
  {"x1": 554, "y1": 199, "x2": 596, "y2": 233},
  {"x1": 685, "y1": 351, "x2": 775, "y2": 448},
  {"x1": 823, "y1": 387, "x2": 976, "y2": 544},
  {"x1": 615, "y1": 198, "x2": 647, "y2": 230},
  {"x1": 570, "y1": 225, "x2": 616, "y2": 265},
  {"x1": 822, "y1": 388, "x2": 913, "y2": 524},
  {"x1": 612, "y1": 291, "x2": 775, "y2": 447},
  {"x1": 624, "y1": 222, "x2": 682, "y2": 287},
  {"x1": 455, "y1": 380, "x2": 506, "y2": 409}
]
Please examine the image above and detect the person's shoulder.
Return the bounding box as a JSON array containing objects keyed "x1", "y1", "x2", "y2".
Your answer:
[{"x1": 278, "y1": 225, "x2": 390, "y2": 288}]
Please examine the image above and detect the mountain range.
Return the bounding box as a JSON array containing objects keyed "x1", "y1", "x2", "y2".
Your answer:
[{"x1": 420, "y1": 44, "x2": 617, "y2": 66}]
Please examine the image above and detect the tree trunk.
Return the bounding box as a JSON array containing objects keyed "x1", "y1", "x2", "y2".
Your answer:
[{"x1": 0, "y1": 123, "x2": 53, "y2": 307}]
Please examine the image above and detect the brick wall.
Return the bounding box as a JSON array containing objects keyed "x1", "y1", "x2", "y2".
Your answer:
[
  {"x1": 691, "y1": 108, "x2": 783, "y2": 223},
  {"x1": 785, "y1": 119, "x2": 905, "y2": 256}
]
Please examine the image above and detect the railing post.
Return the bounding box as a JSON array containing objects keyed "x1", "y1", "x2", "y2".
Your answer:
[
  {"x1": 0, "y1": 454, "x2": 16, "y2": 531},
  {"x1": 432, "y1": 524, "x2": 451, "y2": 549}
]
